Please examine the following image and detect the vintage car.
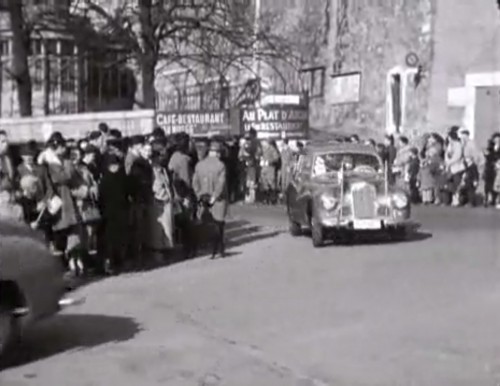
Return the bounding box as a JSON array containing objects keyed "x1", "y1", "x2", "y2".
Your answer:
[
  {"x1": 286, "y1": 142, "x2": 414, "y2": 247},
  {"x1": 0, "y1": 219, "x2": 82, "y2": 361}
]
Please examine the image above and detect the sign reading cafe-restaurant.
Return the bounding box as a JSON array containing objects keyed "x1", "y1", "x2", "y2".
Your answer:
[
  {"x1": 240, "y1": 106, "x2": 309, "y2": 139},
  {"x1": 155, "y1": 110, "x2": 231, "y2": 136}
]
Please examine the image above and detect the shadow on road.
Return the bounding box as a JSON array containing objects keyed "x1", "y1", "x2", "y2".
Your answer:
[
  {"x1": 3, "y1": 314, "x2": 140, "y2": 369},
  {"x1": 146, "y1": 219, "x2": 283, "y2": 268}
]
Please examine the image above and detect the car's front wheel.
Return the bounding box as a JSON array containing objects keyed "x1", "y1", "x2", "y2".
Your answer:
[
  {"x1": 0, "y1": 307, "x2": 18, "y2": 360},
  {"x1": 311, "y1": 218, "x2": 325, "y2": 248},
  {"x1": 389, "y1": 227, "x2": 407, "y2": 242}
]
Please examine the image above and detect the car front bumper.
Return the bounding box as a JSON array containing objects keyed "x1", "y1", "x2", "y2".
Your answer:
[{"x1": 318, "y1": 216, "x2": 415, "y2": 231}]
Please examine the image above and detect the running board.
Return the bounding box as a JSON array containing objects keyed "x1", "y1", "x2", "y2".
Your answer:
[{"x1": 12, "y1": 307, "x2": 29, "y2": 317}]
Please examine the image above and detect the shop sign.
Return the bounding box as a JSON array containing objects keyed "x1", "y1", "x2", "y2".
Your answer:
[
  {"x1": 240, "y1": 106, "x2": 309, "y2": 139},
  {"x1": 155, "y1": 110, "x2": 231, "y2": 136}
]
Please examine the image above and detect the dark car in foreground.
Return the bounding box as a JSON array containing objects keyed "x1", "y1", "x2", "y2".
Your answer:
[
  {"x1": 286, "y1": 142, "x2": 415, "y2": 247},
  {"x1": 0, "y1": 219, "x2": 82, "y2": 361}
]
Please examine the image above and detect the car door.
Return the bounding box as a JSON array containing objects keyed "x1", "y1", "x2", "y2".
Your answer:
[
  {"x1": 295, "y1": 154, "x2": 313, "y2": 225},
  {"x1": 286, "y1": 155, "x2": 304, "y2": 222}
]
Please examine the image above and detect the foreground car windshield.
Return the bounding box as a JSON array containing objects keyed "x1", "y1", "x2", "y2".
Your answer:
[{"x1": 312, "y1": 152, "x2": 381, "y2": 177}]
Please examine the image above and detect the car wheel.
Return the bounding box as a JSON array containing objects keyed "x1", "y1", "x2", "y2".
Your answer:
[
  {"x1": 311, "y1": 219, "x2": 325, "y2": 248},
  {"x1": 390, "y1": 228, "x2": 407, "y2": 242},
  {"x1": 288, "y1": 219, "x2": 302, "y2": 236},
  {"x1": 0, "y1": 307, "x2": 17, "y2": 359}
]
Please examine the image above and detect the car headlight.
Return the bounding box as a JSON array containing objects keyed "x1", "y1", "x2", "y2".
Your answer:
[
  {"x1": 320, "y1": 194, "x2": 338, "y2": 211},
  {"x1": 392, "y1": 192, "x2": 408, "y2": 209}
]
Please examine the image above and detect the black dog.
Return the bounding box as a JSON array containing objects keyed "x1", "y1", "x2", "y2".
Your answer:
[{"x1": 191, "y1": 194, "x2": 224, "y2": 259}]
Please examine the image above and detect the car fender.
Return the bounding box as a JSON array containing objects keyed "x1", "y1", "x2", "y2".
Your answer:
[{"x1": 0, "y1": 222, "x2": 63, "y2": 323}]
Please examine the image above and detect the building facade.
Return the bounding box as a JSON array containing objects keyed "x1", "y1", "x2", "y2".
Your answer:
[
  {"x1": 0, "y1": 0, "x2": 133, "y2": 117},
  {"x1": 272, "y1": 0, "x2": 500, "y2": 142}
]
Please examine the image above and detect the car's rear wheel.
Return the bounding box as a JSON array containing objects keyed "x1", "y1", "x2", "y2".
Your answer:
[
  {"x1": 0, "y1": 307, "x2": 17, "y2": 360},
  {"x1": 311, "y1": 218, "x2": 325, "y2": 248},
  {"x1": 288, "y1": 219, "x2": 302, "y2": 236}
]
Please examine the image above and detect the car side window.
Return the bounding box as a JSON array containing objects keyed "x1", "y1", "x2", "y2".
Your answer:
[
  {"x1": 293, "y1": 155, "x2": 304, "y2": 178},
  {"x1": 300, "y1": 155, "x2": 312, "y2": 179}
]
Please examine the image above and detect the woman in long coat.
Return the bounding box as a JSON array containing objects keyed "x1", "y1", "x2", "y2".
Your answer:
[
  {"x1": 419, "y1": 134, "x2": 445, "y2": 204},
  {"x1": 445, "y1": 127, "x2": 466, "y2": 206},
  {"x1": 39, "y1": 134, "x2": 80, "y2": 270},
  {"x1": 146, "y1": 148, "x2": 175, "y2": 260}
]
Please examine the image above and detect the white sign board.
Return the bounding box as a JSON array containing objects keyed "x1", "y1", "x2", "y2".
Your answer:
[
  {"x1": 328, "y1": 72, "x2": 361, "y2": 105},
  {"x1": 261, "y1": 94, "x2": 301, "y2": 106}
]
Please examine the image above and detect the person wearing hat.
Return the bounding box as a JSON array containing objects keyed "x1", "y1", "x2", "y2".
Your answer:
[
  {"x1": 195, "y1": 139, "x2": 209, "y2": 163},
  {"x1": 192, "y1": 140, "x2": 228, "y2": 259},
  {"x1": 98, "y1": 153, "x2": 130, "y2": 274},
  {"x1": 39, "y1": 132, "x2": 81, "y2": 272},
  {"x1": 125, "y1": 135, "x2": 145, "y2": 175}
]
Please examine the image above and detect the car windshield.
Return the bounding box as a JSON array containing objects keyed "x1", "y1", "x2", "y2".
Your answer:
[{"x1": 312, "y1": 152, "x2": 381, "y2": 177}]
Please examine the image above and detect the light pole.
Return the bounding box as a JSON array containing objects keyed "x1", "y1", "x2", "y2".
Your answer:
[{"x1": 252, "y1": 0, "x2": 261, "y2": 79}]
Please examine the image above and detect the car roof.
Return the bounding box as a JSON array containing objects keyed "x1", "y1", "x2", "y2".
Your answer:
[{"x1": 305, "y1": 142, "x2": 380, "y2": 156}]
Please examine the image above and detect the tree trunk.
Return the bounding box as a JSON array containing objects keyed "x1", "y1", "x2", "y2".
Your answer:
[
  {"x1": 138, "y1": 0, "x2": 156, "y2": 109},
  {"x1": 140, "y1": 54, "x2": 156, "y2": 109},
  {"x1": 7, "y1": 0, "x2": 32, "y2": 117}
]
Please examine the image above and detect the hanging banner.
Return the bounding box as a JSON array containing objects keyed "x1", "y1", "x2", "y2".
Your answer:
[
  {"x1": 240, "y1": 106, "x2": 309, "y2": 139},
  {"x1": 155, "y1": 110, "x2": 233, "y2": 137}
]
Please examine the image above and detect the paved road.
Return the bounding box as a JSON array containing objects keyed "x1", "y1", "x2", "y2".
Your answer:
[{"x1": 2, "y1": 205, "x2": 500, "y2": 386}]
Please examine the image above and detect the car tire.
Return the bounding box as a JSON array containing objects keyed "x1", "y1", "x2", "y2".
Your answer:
[
  {"x1": 311, "y1": 219, "x2": 325, "y2": 248},
  {"x1": 0, "y1": 307, "x2": 18, "y2": 360},
  {"x1": 390, "y1": 228, "x2": 407, "y2": 242},
  {"x1": 288, "y1": 219, "x2": 302, "y2": 236}
]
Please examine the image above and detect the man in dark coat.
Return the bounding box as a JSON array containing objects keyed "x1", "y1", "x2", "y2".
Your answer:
[
  {"x1": 99, "y1": 154, "x2": 130, "y2": 274},
  {"x1": 128, "y1": 141, "x2": 153, "y2": 268},
  {"x1": 192, "y1": 141, "x2": 228, "y2": 259}
]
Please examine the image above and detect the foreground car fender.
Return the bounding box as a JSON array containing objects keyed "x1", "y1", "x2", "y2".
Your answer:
[{"x1": 0, "y1": 220, "x2": 84, "y2": 361}]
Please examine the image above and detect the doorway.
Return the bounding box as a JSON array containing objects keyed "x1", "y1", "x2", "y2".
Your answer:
[{"x1": 474, "y1": 86, "x2": 500, "y2": 147}]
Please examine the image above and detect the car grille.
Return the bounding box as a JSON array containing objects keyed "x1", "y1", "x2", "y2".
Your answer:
[{"x1": 351, "y1": 183, "x2": 377, "y2": 219}]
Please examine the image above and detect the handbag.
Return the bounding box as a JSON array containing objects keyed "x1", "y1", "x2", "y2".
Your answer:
[
  {"x1": 80, "y1": 201, "x2": 101, "y2": 224},
  {"x1": 44, "y1": 165, "x2": 63, "y2": 216},
  {"x1": 79, "y1": 171, "x2": 101, "y2": 224}
]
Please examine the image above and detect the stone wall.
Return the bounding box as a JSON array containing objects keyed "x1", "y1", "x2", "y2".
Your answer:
[
  {"x1": 428, "y1": 0, "x2": 500, "y2": 134},
  {"x1": 306, "y1": 0, "x2": 434, "y2": 139}
]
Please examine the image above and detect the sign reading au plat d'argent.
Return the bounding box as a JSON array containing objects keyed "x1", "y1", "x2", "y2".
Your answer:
[
  {"x1": 155, "y1": 110, "x2": 231, "y2": 136},
  {"x1": 240, "y1": 106, "x2": 309, "y2": 139}
]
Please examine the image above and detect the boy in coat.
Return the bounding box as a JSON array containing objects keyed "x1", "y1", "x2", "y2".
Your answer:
[{"x1": 192, "y1": 141, "x2": 228, "y2": 259}]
